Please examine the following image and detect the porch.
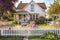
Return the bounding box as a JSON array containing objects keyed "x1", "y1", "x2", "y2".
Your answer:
[{"x1": 14, "y1": 10, "x2": 39, "y2": 24}]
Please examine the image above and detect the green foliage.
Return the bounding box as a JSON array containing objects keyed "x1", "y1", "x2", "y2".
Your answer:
[
  {"x1": 29, "y1": 32, "x2": 60, "y2": 40},
  {"x1": 48, "y1": 18, "x2": 52, "y2": 21},
  {"x1": 12, "y1": 21, "x2": 18, "y2": 24},
  {"x1": 55, "y1": 0, "x2": 60, "y2": 2},
  {"x1": 55, "y1": 18, "x2": 60, "y2": 22},
  {"x1": 47, "y1": 1, "x2": 60, "y2": 18},
  {"x1": 8, "y1": 18, "x2": 13, "y2": 21},
  {"x1": 0, "y1": 0, "x2": 18, "y2": 14},
  {"x1": 35, "y1": 16, "x2": 46, "y2": 24},
  {"x1": 40, "y1": 32, "x2": 57, "y2": 39},
  {"x1": 2, "y1": 13, "x2": 13, "y2": 21}
]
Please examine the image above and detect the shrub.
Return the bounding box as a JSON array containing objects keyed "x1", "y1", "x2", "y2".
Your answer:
[
  {"x1": 8, "y1": 17, "x2": 13, "y2": 21},
  {"x1": 40, "y1": 32, "x2": 58, "y2": 39},
  {"x1": 48, "y1": 18, "x2": 52, "y2": 21},
  {"x1": 35, "y1": 16, "x2": 46, "y2": 24},
  {"x1": 3, "y1": 14, "x2": 8, "y2": 19},
  {"x1": 2, "y1": 13, "x2": 13, "y2": 21},
  {"x1": 12, "y1": 21, "x2": 18, "y2": 24},
  {"x1": 55, "y1": 18, "x2": 60, "y2": 22}
]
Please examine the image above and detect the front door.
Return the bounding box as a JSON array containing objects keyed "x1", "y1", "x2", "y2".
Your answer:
[
  {"x1": 22, "y1": 15, "x2": 26, "y2": 22},
  {"x1": 20, "y1": 15, "x2": 27, "y2": 23}
]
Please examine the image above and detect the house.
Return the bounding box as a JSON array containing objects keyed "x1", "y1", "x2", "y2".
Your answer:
[{"x1": 14, "y1": 0, "x2": 47, "y2": 24}]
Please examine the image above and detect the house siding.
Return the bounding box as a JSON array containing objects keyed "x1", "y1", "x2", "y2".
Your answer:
[{"x1": 24, "y1": 2, "x2": 46, "y2": 17}]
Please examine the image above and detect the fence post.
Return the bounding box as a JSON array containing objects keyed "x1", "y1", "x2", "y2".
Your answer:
[
  {"x1": 1, "y1": 29, "x2": 3, "y2": 36},
  {"x1": 23, "y1": 29, "x2": 29, "y2": 40}
]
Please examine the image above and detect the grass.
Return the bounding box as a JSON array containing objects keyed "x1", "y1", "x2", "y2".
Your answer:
[
  {"x1": 0, "y1": 36, "x2": 60, "y2": 40},
  {"x1": 28, "y1": 36, "x2": 57, "y2": 40},
  {"x1": 29, "y1": 39, "x2": 60, "y2": 40},
  {"x1": 0, "y1": 36, "x2": 52, "y2": 40},
  {"x1": 29, "y1": 36, "x2": 41, "y2": 40},
  {"x1": 36, "y1": 23, "x2": 53, "y2": 28},
  {"x1": 0, "y1": 36, "x2": 49, "y2": 40},
  {"x1": 36, "y1": 22, "x2": 60, "y2": 28},
  {"x1": 0, "y1": 36, "x2": 23, "y2": 40},
  {"x1": 28, "y1": 36, "x2": 52, "y2": 40},
  {"x1": 29, "y1": 38, "x2": 60, "y2": 40}
]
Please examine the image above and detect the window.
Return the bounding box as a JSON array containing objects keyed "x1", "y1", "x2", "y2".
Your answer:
[
  {"x1": 30, "y1": 4, "x2": 34, "y2": 12},
  {"x1": 24, "y1": 15, "x2": 26, "y2": 18}
]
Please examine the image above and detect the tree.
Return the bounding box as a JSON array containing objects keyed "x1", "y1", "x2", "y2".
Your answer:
[
  {"x1": 3, "y1": 12, "x2": 13, "y2": 21},
  {"x1": 47, "y1": 0, "x2": 60, "y2": 26},
  {"x1": 0, "y1": 0, "x2": 18, "y2": 20},
  {"x1": 55, "y1": 0, "x2": 60, "y2": 2},
  {"x1": 47, "y1": 1, "x2": 60, "y2": 18},
  {"x1": 0, "y1": 0, "x2": 18, "y2": 14}
]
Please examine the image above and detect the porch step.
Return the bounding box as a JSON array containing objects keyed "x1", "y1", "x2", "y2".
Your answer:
[{"x1": 21, "y1": 23, "x2": 28, "y2": 26}]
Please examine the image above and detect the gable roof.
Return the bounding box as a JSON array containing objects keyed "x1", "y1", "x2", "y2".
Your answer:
[
  {"x1": 37, "y1": 3, "x2": 46, "y2": 9},
  {"x1": 16, "y1": 3, "x2": 46, "y2": 10}
]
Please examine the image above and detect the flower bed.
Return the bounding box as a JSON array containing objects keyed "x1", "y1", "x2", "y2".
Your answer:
[{"x1": 0, "y1": 21, "x2": 17, "y2": 27}]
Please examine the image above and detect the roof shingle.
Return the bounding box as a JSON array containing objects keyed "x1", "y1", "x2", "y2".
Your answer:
[{"x1": 16, "y1": 3, "x2": 46, "y2": 10}]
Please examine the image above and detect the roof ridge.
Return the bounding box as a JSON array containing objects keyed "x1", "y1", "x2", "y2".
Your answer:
[{"x1": 16, "y1": 2, "x2": 46, "y2": 10}]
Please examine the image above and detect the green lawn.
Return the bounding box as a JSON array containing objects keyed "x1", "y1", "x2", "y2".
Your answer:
[
  {"x1": 29, "y1": 37, "x2": 60, "y2": 40},
  {"x1": 0, "y1": 36, "x2": 23, "y2": 40},
  {"x1": 29, "y1": 38, "x2": 60, "y2": 40},
  {"x1": 0, "y1": 36, "x2": 60, "y2": 40},
  {"x1": 28, "y1": 36, "x2": 57, "y2": 40},
  {"x1": 36, "y1": 23, "x2": 53, "y2": 28},
  {"x1": 0, "y1": 36, "x2": 55, "y2": 40},
  {"x1": 29, "y1": 39, "x2": 52, "y2": 40},
  {"x1": 36, "y1": 23, "x2": 60, "y2": 28},
  {"x1": 29, "y1": 36, "x2": 41, "y2": 40},
  {"x1": 29, "y1": 36, "x2": 51, "y2": 40}
]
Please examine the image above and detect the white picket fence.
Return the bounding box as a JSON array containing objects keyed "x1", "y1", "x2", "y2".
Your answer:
[{"x1": 0, "y1": 27, "x2": 60, "y2": 36}]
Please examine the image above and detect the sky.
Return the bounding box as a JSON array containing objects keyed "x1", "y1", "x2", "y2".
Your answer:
[{"x1": 15, "y1": 0, "x2": 54, "y2": 9}]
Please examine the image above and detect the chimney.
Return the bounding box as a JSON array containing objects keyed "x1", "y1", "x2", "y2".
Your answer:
[{"x1": 20, "y1": 1, "x2": 22, "y2": 3}]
